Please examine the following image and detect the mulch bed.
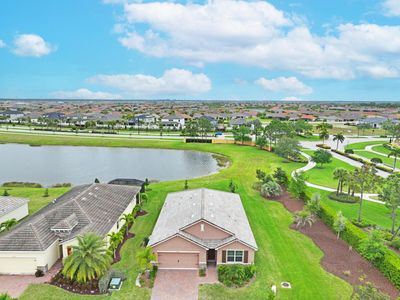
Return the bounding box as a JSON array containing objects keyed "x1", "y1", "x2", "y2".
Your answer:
[
  {"x1": 113, "y1": 232, "x2": 135, "y2": 263},
  {"x1": 49, "y1": 273, "x2": 101, "y2": 295},
  {"x1": 269, "y1": 189, "x2": 400, "y2": 299}
]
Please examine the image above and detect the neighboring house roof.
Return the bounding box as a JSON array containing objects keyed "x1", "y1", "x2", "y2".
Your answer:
[
  {"x1": 0, "y1": 184, "x2": 140, "y2": 252},
  {"x1": 0, "y1": 197, "x2": 29, "y2": 219},
  {"x1": 148, "y1": 188, "x2": 258, "y2": 250}
]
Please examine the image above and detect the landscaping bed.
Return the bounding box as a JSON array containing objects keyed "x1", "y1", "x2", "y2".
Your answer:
[
  {"x1": 113, "y1": 233, "x2": 135, "y2": 263},
  {"x1": 270, "y1": 191, "x2": 399, "y2": 299},
  {"x1": 328, "y1": 192, "x2": 360, "y2": 203},
  {"x1": 49, "y1": 273, "x2": 101, "y2": 295}
]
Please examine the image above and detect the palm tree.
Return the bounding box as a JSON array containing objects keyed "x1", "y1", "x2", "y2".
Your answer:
[
  {"x1": 354, "y1": 165, "x2": 377, "y2": 222},
  {"x1": 388, "y1": 147, "x2": 400, "y2": 171},
  {"x1": 0, "y1": 218, "x2": 17, "y2": 232},
  {"x1": 294, "y1": 210, "x2": 316, "y2": 228},
  {"x1": 333, "y1": 168, "x2": 348, "y2": 195},
  {"x1": 136, "y1": 247, "x2": 156, "y2": 273},
  {"x1": 108, "y1": 231, "x2": 124, "y2": 258},
  {"x1": 119, "y1": 213, "x2": 134, "y2": 236},
  {"x1": 62, "y1": 233, "x2": 112, "y2": 283},
  {"x1": 333, "y1": 133, "x2": 345, "y2": 150}
]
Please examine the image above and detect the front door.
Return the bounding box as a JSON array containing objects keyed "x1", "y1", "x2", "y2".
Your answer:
[{"x1": 207, "y1": 249, "x2": 216, "y2": 262}]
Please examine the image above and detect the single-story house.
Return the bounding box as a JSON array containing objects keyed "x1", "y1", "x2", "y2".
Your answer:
[
  {"x1": 0, "y1": 197, "x2": 29, "y2": 223},
  {"x1": 148, "y1": 188, "x2": 258, "y2": 270},
  {"x1": 0, "y1": 183, "x2": 140, "y2": 275}
]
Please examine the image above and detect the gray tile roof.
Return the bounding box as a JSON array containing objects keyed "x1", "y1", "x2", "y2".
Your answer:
[
  {"x1": 148, "y1": 188, "x2": 258, "y2": 250},
  {"x1": 0, "y1": 197, "x2": 29, "y2": 218},
  {"x1": 0, "y1": 184, "x2": 140, "y2": 251}
]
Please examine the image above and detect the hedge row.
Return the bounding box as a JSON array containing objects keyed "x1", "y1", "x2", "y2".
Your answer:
[
  {"x1": 328, "y1": 192, "x2": 359, "y2": 203},
  {"x1": 318, "y1": 202, "x2": 400, "y2": 288},
  {"x1": 316, "y1": 144, "x2": 331, "y2": 149},
  {"x1": 332, "y1": 149, "x2": 393, "y2": 173}
]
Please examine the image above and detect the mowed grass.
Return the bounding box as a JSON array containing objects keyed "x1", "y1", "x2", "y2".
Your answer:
[
  {"x1": 0, "y1": 132, "x2": 353, "y2": 300},
  {"x1": 314, "y1": 189, "x2": 399, "y2": 231},
  {"x1": 345, "y1": 141, "x2": 386, "y2": 150},
  {"x1": 302, "y1": 150, "x2": 355, "y2": 189},
  {"x1": 355, "y1": 150, "x2": 395, "y2": 167},
  {"x1": 0, "y1": 186, "x2": 70, "y2": 214}
]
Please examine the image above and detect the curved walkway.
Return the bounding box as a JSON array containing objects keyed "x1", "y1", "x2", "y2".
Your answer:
[
  {"x1": 365, "y1": 144, "x2": 388, "y2": 157},
  {"x1": 294, "y1": 151, "x2": 384, "y2": 204}
]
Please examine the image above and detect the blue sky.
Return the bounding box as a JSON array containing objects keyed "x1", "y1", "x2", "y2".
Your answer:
[{"x1": 0, "y1": 0, "x2": 400, "y2": 101}]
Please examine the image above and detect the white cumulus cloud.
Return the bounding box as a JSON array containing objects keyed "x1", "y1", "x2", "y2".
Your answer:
[
  {"x1": 0, "y1": 39, "x2": 6, "y2": 48},
  {"x1": 282, "y1": 96, "x2": 301, "y2": 101},
  {"x1": 107, "y1": 0, "x2": 400, "y2": 80},
  {"x1": 13, "y1": 34, "x2": 54, "y2": 57},
  {"x1": 87, "y1": 68, "x2": 211, "y2": 96},
  {"x1": 383, "y1": 0, "x2": 400, "y2": 16},
  {"x1": 51, "y1": 88, "x2": 121, "y2": 100},
  {"x1": 255, "y1": 76, "x2": 313, "y2": 95}
]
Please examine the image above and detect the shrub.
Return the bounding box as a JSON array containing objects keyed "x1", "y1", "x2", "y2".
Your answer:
[
  {"x1": 273, "y1": 167, "x2": 289, "y2": 186},
  {"x1": 328, "y1": 192, "x2": 360, "y2": 203},
  {"x1": 359, "y1": 231, "x2": 386, "y2": 262},
  {"x1": 260, "y1": 181, "x2": 282, "y2": 198},
  {"x1": 51, "y1": 183, "x2": 72, "y2": 188},
  {"x1": 352, "y1": 219, "x2": 373, "y2": 228},
  {"x1": 390, "y1": 238, "x2": 400, "y2": 250},
  {"x1": 2, "y1": 182, "x2": 42, "y2": 188},
  {"x1": 217, "y1": 264, "x2": 256, "y2": 287},
  {"x1": 345, "y1": 149, "x2": 354, "y2": 154},
  {"x1": 199, "y1": 267, "x2": 206, "y2": 277},
  {"x1": 371, "y1": 157, "x2": 383, "y2": 164},
  {"x1": 352, "y1": 281, "x2": 390, "y2": 300},
  {"x1": 316, "y1": 144, "x2": 331, "y2": 149},
  {"x1": 35, "y1": 269, "x2": 44, "y2": 277}
]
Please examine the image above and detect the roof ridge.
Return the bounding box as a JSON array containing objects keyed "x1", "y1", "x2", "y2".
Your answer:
[{"x1": 29, "y1": 223, "x2": 45, "y2": 250}]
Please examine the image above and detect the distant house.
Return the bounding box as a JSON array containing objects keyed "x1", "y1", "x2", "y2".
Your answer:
[
  {"x1": 0, "y1": 110, "x2": 25, "y2": 122},
  {"x1": 149, "y1": 188, "x2": 258, "y2": 270},
  {"x1": 196, "y1": 115, "x2": 217, "y2": 127},
  {"x1": 43, "y1": 112, "x2": 66, "y2": 120},
  {"x1": 0, "y1": 197, "x2": 29, "y2": 223},
  {"x1": 359, "y1": 117, "x2": 393, "y2": 128},
  {"x1": 230, "y1": 118, "x2": 247, "y2": 127},
  {"x1": 0, "y1": 184, "x2": 140, "y2": 275},
  {"x1": 161, "y1": 115, "x2": 186, "y2": 129},
  {"x1": 128, "y1": 114, "x2": 158, "y2": 126}
]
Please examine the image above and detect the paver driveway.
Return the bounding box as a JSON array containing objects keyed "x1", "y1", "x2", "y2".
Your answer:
[
  {"x1": 0, "y1": 261, "x2": 62, "y2": 298},
  {"x1": 151, "y1": 267, "x2": 218, "y2": 300}
]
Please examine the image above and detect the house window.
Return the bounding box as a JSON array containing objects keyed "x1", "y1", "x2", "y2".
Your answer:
[
  {"x1": 227, "y1": 250, "x2": 243, "y2": 262},
  {"x1": 67, "y1": 246, "x2": 73, "y2": 256}
]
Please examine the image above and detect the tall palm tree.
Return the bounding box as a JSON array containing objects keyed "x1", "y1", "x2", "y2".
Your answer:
[
  {"x1": 333, "y1": 133, "x2": 345, "y2": 150},
  {"x1": 388, "y1": 147, "x2": 400, "y2": 171},
  {"x1": 354, "y1": 165, "x2": 377, "y2": 222},
  {"x1": 62, "y1": 233, "x2": 112, "y2": 283},
  {"x1": 119, "y1": 213, "x2": 134, "y2": 236},
  {"x1": 108, "y1": 231, "x2": 124, "y2": 258},
  {"x1": 136, "y1": 247, "x2": 156, "y2": 273},
  {"x1": 333, "y1": 168, "x2": 348, "y2": 195}
]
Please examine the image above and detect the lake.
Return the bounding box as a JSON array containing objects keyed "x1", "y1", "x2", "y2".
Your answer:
[{"x1": 0, "y1": 143, "x2": 221, "y2": 186}]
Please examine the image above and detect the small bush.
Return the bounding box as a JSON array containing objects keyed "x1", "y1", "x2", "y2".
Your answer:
[
  {"x1": 328, "y1": 192, "x2": 360, "y2": 203},
  {"x1": 344, "y1": 149, "x2": 354, "y2": 154},
  {"x1": 260, "y1": 181, "x2": 282, "y2": 198},
  {"x1": 316, "y1": 144, "x2": 331, "y2": 149},
  {"x1": 199, "y1": 267, "x2": 206, "y2": 277},
  {"x1": 371, "y1": 157, "x2": 383, "y2": 164},
  {"x1": 352, "y1": 219, "x2": 373, "y2": 228},
  {"x1": 390, "y1": 239, "x2": 400, "y2": 250},
  {"x1": 217, "y1": 264, "x2": 256, "y2": 287},
  {"x1": 35, "y1": 269, "x2": 44, "y2": 277}
]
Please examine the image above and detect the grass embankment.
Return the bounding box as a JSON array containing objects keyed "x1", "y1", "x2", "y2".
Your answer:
[
  {"x1": 0, "y1": 132, "x2": 353, "y2": 300},
  {"x1": 372, "y1": 145, "x2": 391, "y2": 155},
  {"x1": 345, "y1": 141, "x2": 386, "y2": 150}
]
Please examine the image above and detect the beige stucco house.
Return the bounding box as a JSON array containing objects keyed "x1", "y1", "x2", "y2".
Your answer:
[
  {"x1": 0, "y1": 196, "x2": 29, "y2": 224},
  {"x1": 0, "y1": 183, "x2": 140, "y2": 275},
  {"x1": 148, "y1": 188, "x2": 257, "y2": 270}
]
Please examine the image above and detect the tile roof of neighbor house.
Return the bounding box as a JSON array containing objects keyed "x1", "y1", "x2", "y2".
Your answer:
[
  {"x1": 0, "y1": 197, "x2": 29, "y2": 219},
  {"x1": 148, "y1": 188, "x2": 258, "y2": 250},
  {"x1": 0, "y1": 184, "x2": 140, "y2": 252}
]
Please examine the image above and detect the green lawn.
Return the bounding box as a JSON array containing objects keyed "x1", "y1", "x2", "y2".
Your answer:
[
  {"x1": 354, "y1": 150, "x2": 395, "y2": 167},
  {"x1": 0, "y1": 132, "x2": 353, "y2": 300},
  {"x1": 1, "y1": 186, "x2": 70, "y2": 214},
  {"x1": 302, "y1": 150, "x2": 355, "y2": 189},
  {"x1": 372, "y1": 145, "x2": 391, "y2": 155},
  {"x1": 345, "y1": 141, "x2": 385, "y2": 150},
  {"x1": 314, "y1": 189, "x2": 398, "y2": 231}
]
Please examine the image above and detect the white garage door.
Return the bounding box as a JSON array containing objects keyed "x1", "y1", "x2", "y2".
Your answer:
[
  {"x1": 0, "y1": 257, "x2": 37, "y2": 275},
  {"x1": 158, "y1": 252, "x2": 199, "y2": 269}
]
